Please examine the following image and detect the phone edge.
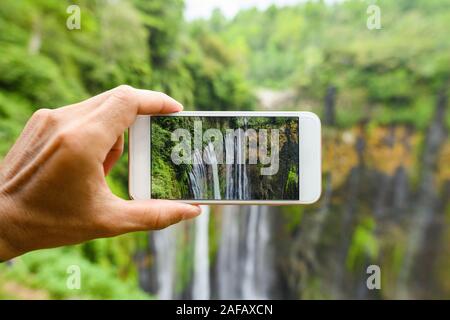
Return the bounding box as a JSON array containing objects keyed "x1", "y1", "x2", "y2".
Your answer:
[{"x1": 130, "y1": 111, "x2": 321, "y2": 205}]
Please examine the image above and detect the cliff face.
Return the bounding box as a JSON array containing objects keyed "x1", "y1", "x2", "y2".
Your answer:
[
  {"x1": 274, "y1": 122, "x2": 450, "y2": 299},
  {"x1": 141, "y1": 121, "x2": 450, "y2": 299}
]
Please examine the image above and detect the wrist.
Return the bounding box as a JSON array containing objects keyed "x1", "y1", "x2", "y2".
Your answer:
[
  {"x1": 0, "y1": 237, "x2": 17, "y2": 261},
  {"x1": 0, "y1": 195, "x2": 21, "y2": 261}
]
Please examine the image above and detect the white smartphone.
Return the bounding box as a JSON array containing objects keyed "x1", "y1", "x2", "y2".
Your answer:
[{"x1": 129, "y1": 111, "x2": 321, "y2": 205}]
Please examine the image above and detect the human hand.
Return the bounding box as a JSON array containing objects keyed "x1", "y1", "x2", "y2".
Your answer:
[{"x1": 0, "y1": 85, "x2": 201, "y2": 261}]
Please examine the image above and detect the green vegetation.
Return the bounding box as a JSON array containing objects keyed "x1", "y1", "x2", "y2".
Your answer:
[
  {"x1": 0, "y1": 0, "x2": 252, "y2": 299},
  {"x1": 151, "y1": 116, "x2": 299, "y2": 200},
  {"x1": 0, "y1": 248, "x2": 150, "y2": 299},
  {"x1": 200, "y1": 0, "x2": 450, "y2": 128},
  {"x1": 346, "y1": 216, "x2": 379, "y2": 271},
  {"x1": 1, "y1": 0, "x2": 449, "y2": 299}
]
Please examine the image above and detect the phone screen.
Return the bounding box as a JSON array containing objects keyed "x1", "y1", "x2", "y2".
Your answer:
[{"x1": 150, "y1": 116, "x2": 299, "y2": 201}]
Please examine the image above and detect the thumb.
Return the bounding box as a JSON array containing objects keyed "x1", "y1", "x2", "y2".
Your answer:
[{"x1": 112, "y1": 199, "x2": 202, "y2": 233}]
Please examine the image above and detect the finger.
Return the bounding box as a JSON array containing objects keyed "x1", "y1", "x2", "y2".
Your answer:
[
  {"x1": 111, "y1": 199, "x2": 201, "y2": 233},
  {"x1": 81, "y1": 87, "x2": 118, "y2": 107},
  {"x1": 69, "y1": 86, "x2": 120, "y2": 109},
  {"x1": 87, "y1": 85, "x2": 182, "y2": 143},
  {"x1": 55, "y1": 87, "x2": 118, "y2": 117},
  {"x1": 103, "y1": 134, "x2": 124, "y2": 176}
]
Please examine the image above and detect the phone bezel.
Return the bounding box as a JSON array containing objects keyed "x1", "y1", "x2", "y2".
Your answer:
[{"x1": 129, "y1": 111, "x2": 321, "y2": 204}]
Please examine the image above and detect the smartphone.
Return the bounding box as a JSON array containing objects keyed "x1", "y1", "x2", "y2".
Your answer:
[{"x1": 129, "y1": 111, "x2": 321, "y2": 204}]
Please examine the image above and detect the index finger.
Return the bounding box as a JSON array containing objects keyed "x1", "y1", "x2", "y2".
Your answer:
[{"x1": 87, "y1": 85, "x2": 183, "y2": 146}]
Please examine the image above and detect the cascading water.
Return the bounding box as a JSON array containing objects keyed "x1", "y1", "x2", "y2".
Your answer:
[
  {"x1": 217, "y1": 205, "x2": 241, "y2": 299},
  {"x1": 189, "y1": 148, "x2": 208, "y2": 200},
  {"x1": 242, "y1": 205, "x2": 272, "y2": 299},
  {"x1": 148, "y1": 116, "x2": 448, "y2": 299},
  {"x1": 152, "y1": 122, "x2": 274, "y2": 300},
  {"x1": 192, "y1": 206, "x2": 210, "y2": 300},
  {"x1": 206, "y1": 142, "x2": 221, "y2": 200},
  {"x1": 191, "y1": 143, "x2": 221, "y2": 300},
  {"x1": 225, "y1": 129, "x2": 235, "y2": 200},
  {"x1": 153, "y1": 144, "x2": 217, "y2": 300},
  {"x1": 153, "y1": 226, "x2": 177, "y2": 299},
  {"x1": 217, "y1": 205, "x2": 273, "y2": 299},
  {"x1": 225, "y1": 118, "x2": 250, "y2": 200}
]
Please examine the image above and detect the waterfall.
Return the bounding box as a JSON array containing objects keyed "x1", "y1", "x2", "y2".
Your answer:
[
  {"x1": 217, "y1": 205, "x2": 273, "y2": 299},
  {"x1": 205, "y1": 142, "x2": 221, "y2": 200},
  {"x1": 192, "y1": 206, "x2": 210, "y2": 299},
  {"x1": 152, "y1": 127, "x2": 274, "y2": 300},
  {"x1": 216, "y1": 206, "x2": 274, "y2": 299},
  {"x1": 219, "y1": 119, "x2": 274, "y2": 299},
  {"x1": 189, "y1": 148, "x2": 207, "y2": 199},
  {"x1": 397, "y1": 92, "x2": 448, "y2": 298},
  {"x1": 242, "y1": 205, "x2": 272, "y2": 299},
  {"x1": 225, "y1": 130, "x2": 234, "y2": 199},
  {"x1": 153, "y1": 226, "x2": 178, "y2": 299},
  {"x1": 191, "y1": 142, "x2": 222, "y2": 299},
  {"x1": 225, "y1": 118, "x2": 250, "y2": 200},
  {"x1": 217, "y1": 205, "x2": 241, "y2": 299}
]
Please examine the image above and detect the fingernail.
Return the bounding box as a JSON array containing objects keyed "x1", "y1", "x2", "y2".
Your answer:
[
  {"x1": 170, "y1": 103, "x2": 183, "y2": 113},
  {"x1": 186, "y1": 205, "x2": 201, "y2": 218}
]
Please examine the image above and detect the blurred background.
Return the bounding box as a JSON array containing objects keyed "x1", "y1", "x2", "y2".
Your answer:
[{"x1": 0, "y1": 0, "x2": 449, "y2": 299}]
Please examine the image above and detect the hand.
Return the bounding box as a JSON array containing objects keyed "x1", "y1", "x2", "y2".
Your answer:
[{"x1": 0, "y1": 85, "x2": 201, "y2": 261}]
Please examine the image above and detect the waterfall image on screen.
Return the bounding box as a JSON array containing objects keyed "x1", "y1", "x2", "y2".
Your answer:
[{"x1": 150, "y1": 116, "x2": 299, "y2": 200}]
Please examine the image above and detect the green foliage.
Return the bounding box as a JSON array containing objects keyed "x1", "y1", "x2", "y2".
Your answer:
[
  {"x1": 0, "y1": 92, "x2": 33, "y2": 155},
  {"x1": 0, "y1": 45, "x2": 77, "y2": 107},
  {"x1": 285, "y1": 167, "x2": 299, "y2": 195},
  {"x1": 0, "y1": 248, "x2": 149, "y2": 299},
  {"x1": 208, "y1": 210, "x2": 221, "y2": 265},
  {"x1": 346, "y1": 217, "x2": 379, "y2": 271},
  {"x1": 174, "y1": 229, "x2": 195, "y2": 295},
  {"x1": 281, "y1": 205, "x2": 304, "y2": 234},
  {"x1": 151, "y1": 116, "x2": 299, "y2": 200},
  {"x1": 0, "y1": 0, "x2": 254, "y2": 299},
  {"x1": 206, "y1": 0, "x2": 450, "y2": 128}
]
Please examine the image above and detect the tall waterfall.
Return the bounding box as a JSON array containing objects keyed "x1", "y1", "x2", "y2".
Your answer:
[
  {"x1": 153, "y1": 226, "x2": 177, "y2": 299},
  {"x1": 217, "y1": 205, "x2": 241, "y2": 298},
  {"x1": 151, "y1": 127, "x2": 274, "y2": 300},
  {"x1": 206, "y1": 143, "x2": 221, "y2": 200},
  {"x1": 217, "y1": 205, "x2": 273, "y2": 299},
  {"x1": 242, "y1": 205, "x2": 272, "y2": 299},
  {"x1": 225, "y1": 119, "x2": 250, "y2": 200},
  {"x1": 191, "y1": 143, "x2": 221, "y2": 300},
  {"x1": 192, "y1": 206, "x2": 210, "y2": 300},
  {"x1": 188, "y1": 148, "x2": 207, "y2": 200}
]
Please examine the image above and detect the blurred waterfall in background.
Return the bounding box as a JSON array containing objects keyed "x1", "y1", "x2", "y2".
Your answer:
[
  {"x1": 150, "y1": 132, "x2": 275, "y2": 299},
  {"x1": 191, "y1": 142, "x2": 221, "y2": 299},
  {"x1": 153, "y1": 226, "x2": 177, "y2": 300},
  {"x1": 148, "y1": 121, "x2": 449, "y2": 300},
  {"x1": 218, "y1": 205, "x2": 273, "y2": 299},
  {"x1": 192, "y1": 206, "x2": 210, "y2": 300}
]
